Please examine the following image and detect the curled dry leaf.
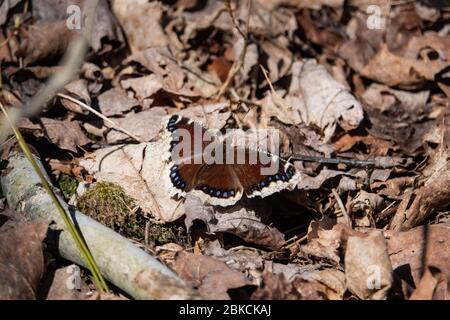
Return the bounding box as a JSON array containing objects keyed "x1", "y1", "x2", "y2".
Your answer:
[
  {"x1": 351, "y1": 190, "x2": 384, "y2": 222},
  {"x1": 184, "y1": 195, "x2": 284, "y2": 250},
  {"x1": 345, "y1": 230, "x2": 394, "y2": 300},
  {"x1": 0, "y1": 219, "x2": 48, "y2": 299},
  {"x1": 173, "y1": 251, "x2": 251, "y2": 300},
  {"x1": 390, "y1": 148, "x2": 450, "y2": 230},
  {"x1": 362, "y1": 83, "x2": 430, "y2": 114},
  {"x1": 290, "y1": 59, "x2": 364, "y2": 141}
]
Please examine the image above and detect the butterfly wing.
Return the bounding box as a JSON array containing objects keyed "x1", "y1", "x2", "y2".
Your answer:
[
  {"x1": 230, "y1": 147, "x2": 300, "y2": 198},
  {"x1": 163, "y1": 115, "x2": 300, "y2": 206},
  {"x1": 164, "y1": 115, "x2": 219, "y2": 196}
]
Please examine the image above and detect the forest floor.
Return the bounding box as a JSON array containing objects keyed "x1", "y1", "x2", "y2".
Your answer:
[{"x1": 0, "y1": 0, "x2": 449, "y2": 300}]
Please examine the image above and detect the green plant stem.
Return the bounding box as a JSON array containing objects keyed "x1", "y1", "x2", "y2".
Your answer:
[{"x1": 0, "y1": 103, "x2": 109, "y2": 293}]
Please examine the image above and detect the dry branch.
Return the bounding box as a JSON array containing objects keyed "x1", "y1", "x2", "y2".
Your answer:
[{"x1": 1, "y1": 151, "x2": 200, "y2": 300}]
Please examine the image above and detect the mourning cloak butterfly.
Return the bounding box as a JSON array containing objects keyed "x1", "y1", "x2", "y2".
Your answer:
[{"x1": 162, "y1": 114, "x2": 300, "y2": 206}]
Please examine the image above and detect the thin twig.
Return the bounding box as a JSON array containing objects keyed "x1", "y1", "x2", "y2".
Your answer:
[
  {"x1": 332, "y1": 188, "x2": 351, "y2": 228},
  {"x1": 56, "y1": 93, "x2": 144, "y2": 143},
  {"x1": 283, "y1": 233, "x2": 308, "y2": 249},
  {"x1": 215, "y1": 0, "x2": 252, "y2": 101},
  {"x1": 290, "y1": 155, "x2": 377, "y2": 167}
]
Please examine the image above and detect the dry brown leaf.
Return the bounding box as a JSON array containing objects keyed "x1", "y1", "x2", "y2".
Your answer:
[
  {"x1": 61, "y1": 79, "x2": 91, "y2": 115},
  {"x1": 361, "y1": 44, "x2": 448, "y2": 87},
  {"x1": 301, "y1": 223, "x2": 365, "y2": 265},
  {"x1": 177, "y1": 103, "x2": 231, "y2": 129},
  {"x1": 120, "y1": 74, "x2": 164, "y2": 101},
  {"x1": 44, "y1": 265, "x2": 92, "y2": 300},
  {"x1": 0, "y1": 219, "x2": 48, "y2": 299},
  {"x1": 289, "y1": 59, "x2": 364, "y2": 141},
  {"x1": 98, "y1": 88, "x2": 140, "y2": 117},
  {"x1": 386, "y1": 224, "x2": 450, "y2": 297},
  {"x1": 112, "y1": 0, "x2": 168, "y2": 52},
  {"x1": 409, "y1": 266, "x2": 448, "y2": 300},
  {"x1": 391, "y1": 148, "x2": 450, "y2": 230},
  {"x1": 173, "y1": 251, "x2": 251, "y2": 300},
  {"x1": 32, "y1": 0, "x2": 124, "y2": 52},
  {"x1": 202, "y1": 240, "x2": 264, "y2": 275},
  {"x1": 251, "y1": 272, "x2": 303, "y2": 300},
  {"x1": 16, "y1": 20, "x2": 75, "y2": 65},
  {"x1": 41, "y1": 118, "x2": 91, "y2": 153}
]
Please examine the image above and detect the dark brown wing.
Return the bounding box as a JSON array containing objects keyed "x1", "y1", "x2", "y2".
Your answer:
[{"x1": 229, "y1": 147, "x2": 298, "y2": 198}]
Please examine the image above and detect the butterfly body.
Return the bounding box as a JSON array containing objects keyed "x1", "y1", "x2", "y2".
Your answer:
[{"x1": 162, "y1": 114, "x2": 300, "y2": 206}]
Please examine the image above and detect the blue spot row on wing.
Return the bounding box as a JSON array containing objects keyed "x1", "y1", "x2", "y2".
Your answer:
[
  {"x1": 200, "y1": 185, "x2": 236, "y2": 199},
  {"x1": 169, "y1": 164, "x2": 186, "y2": 190},
  {"x1": 169, "y1": 140, "x2": 178, "y2": 152},
  {"x1": 167, "y1": 115, "x2": 180, "y2": 132},
  {"x1": 248, "y1": 164, "x2": 296, "y2": 193}
]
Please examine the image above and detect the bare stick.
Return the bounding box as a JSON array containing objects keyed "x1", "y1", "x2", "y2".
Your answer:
[
  {"x1": 290, "y1": 155, "x2": 376, "y2": 167},
  {"x1": 332, "y1": 188, "x2": 351, "y2": 228},
  {"x1": 56, "y1": 93, "x2": 144, "y2": 143},
  {"x1": 1, "y1": 152, "x2": 200, "y2": 300},
  {"x1": 215, "y1": 0, "x2": 252, "y2": 100}
]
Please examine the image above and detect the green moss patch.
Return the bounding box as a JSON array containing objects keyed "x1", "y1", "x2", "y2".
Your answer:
[
  {"x1": 77, "y1": 181, "x2": 144, "y2": 239},
  {"x1": 58, "y1": 174, "x2": 78, "y2": 200}
]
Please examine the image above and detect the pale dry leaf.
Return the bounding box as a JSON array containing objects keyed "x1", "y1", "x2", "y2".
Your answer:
[
  {"x1": 345, "y1": 230, "x2": 393, "y2": 300},
  {"x1": 177, "y1": 102, "x2": 231, "y2": 129},
  {"x1": 120, "y1": 74, "x2": 164, "y2": 101},
  {"x1": 80, "y1": 141, "x2": 185, "y2": 222},
  {"x1": 33, "y1": 0, "x2": 124, "y2": 52},
  {"x1": 409, "y1": 266, "x2": 448, "y2": 300},
  {"x1": 44, "y1": 265, "x2": 92, "y2": 300},
  {"x1": 106, "y1": 107, "x2": 167, "y2": 143},
  {"x1": 290, "y1": 59, "x2": 364, "y2": 141}
]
